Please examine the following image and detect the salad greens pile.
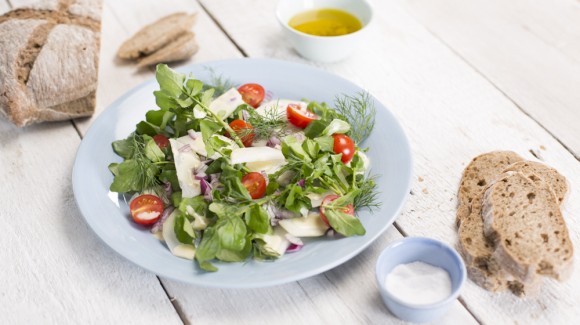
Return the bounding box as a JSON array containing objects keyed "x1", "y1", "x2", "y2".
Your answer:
[{"x1": 109, "y1": 64, "x2": 379, "y2": 272}]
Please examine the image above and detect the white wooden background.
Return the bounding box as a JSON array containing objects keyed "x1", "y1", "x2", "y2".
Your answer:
[{"x1": 1, "y1": 0, "x2": 579, "y2": 324}]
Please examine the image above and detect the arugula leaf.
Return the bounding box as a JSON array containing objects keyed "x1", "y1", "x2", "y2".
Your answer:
[
  {"x1": 303, "y1": 120, "x2": 329, "y2": 138},
  {"x1": 174, "y1": 211, "x2": 196, "y2": 244},
  {"x1": 156, "y1": 64, "x2": 185, "y2": 97}
]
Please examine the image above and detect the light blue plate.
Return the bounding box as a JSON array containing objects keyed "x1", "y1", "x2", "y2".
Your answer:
[{"x1": 72, "y1": 58, "x2": 412, "y2": 288}]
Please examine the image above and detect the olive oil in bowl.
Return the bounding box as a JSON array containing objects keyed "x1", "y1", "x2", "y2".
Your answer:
[{"x1": 288, "y1": 8, "x2": 362, "y2": 37}]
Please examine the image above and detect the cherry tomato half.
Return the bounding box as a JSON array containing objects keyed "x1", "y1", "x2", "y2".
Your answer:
[
  {"x1": 129, "y1": 194, "x2": 164, "y2": 226},
  {"x1": 153, "y1": 134, "x2": 169, "y2": 149},
  {"x1": 319, "y1": 194, "x2": 355, "y2": 227},
  {"x1": 332, "y1": 134, "x2": 355, "y2": 163},
  {"x1": 241, "y1": 172, "x2": 267, "y2": 199},
  {"x1": 227, "y1": 119, "x2": 255, "y2": 147},
  {"x1": 238, "y1": 83, "x2": 265, "y2": 108},
  {"x1": 286, "y1": 103, "x2": 318, "y2": 129}
]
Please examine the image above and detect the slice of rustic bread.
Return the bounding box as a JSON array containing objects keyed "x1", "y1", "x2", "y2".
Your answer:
[
  {"x1": 502, "y1": 161, "x2": 568, "y2": 205},
  {"x1": 456, "y1": 151, "x2": 524, "y2": 227},
  {"x1": 482, "y1": 172, "x2": 574, "y2": 282},
  {"x1": 136, "y1": 31, "x2": 199, "y2": 68},
  {"x1": 458, "y1": 197, "x2": 540, "y2": 295},
  {"x1": 117, "y1": 12, "x2": 197, "y2": 60}
]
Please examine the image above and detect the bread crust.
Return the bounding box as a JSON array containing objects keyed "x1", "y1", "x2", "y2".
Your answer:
[
  {"x1": 481, "y1": 172, "x2": 574, "y2": 282},
  {"x1": 0, "y1": 0, "x2": 101, "y2": 127}
]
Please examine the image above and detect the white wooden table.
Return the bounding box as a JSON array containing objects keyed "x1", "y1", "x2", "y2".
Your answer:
[{"x1": 1, "y1": 0, "x2": 579, "y2": 324}]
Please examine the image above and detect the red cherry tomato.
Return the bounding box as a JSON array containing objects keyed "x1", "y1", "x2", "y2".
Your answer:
[
  {"x1": 227, "y1": 119, "x2": 255, "y2": 147},
  {"x1": 238, "y1": 83, "x2": 265, "y2": 108},
  {"x1": 332, "y1": 134, "x2": 355, "y2": 163},
  {"x1": 153, "y1": 134, "x2": 169, "y2": 149},
  {"x1": 319, "y1": 194, "x2": 355, "y2": 227},
  {"x1": 129, "y1": 194, "x2": 164, "y2": 226},
  {"x1": 241, "y1": 172, "x2": 267, "y2": 199},
  {"x1": 286, "y1": 103, "x2": 318, "y2": 129}
]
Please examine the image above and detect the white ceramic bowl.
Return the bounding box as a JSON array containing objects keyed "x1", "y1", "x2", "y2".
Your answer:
[
  {"x1": 276, "y1": 0, "x2": 374, "y2": 62},
  {"x1": 375, "y1": 237, "x2": 466, "y2": 323}
]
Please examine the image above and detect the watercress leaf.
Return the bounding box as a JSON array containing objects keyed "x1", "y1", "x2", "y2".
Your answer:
[
  {"x1": 154, "y1": 90, "x2": 177, "y2": 110},
  {"x1": 136, "y1": 121, "x2": 161, "y2": 136},
  {"x1": 265, "y1": 180, "x2": 279, "y2": 195},
  {"x1": 146, "y1": 109, "x2": 175, "y2": 130},
  {"x1": 144, "y1": 138, "x2": 164, "y2": 162},
  {"x1": 217, "y1": 217, "x2": 247, "y2": 251},
  {"x1": 200, "y1": 119, "x2": 222, "y2": 157},
  {"x1": 171, "y1": 191, "x2": 183, "y2": 207},
  {"x1": 314, "y1": 136, "x2": 334, "y2": 153},
  {"x1": 216, "y1": 234, "x2": 252, "y2": 262},
  {"x1": 281, "y1": 136, "x2": 311, "y2": 162},
  {"x1": 324, "y1": 208, "x2": 365, "y2": 236},
  {"x1": 186, "y1": 79, "x2": 203, "y2": 96},
  {"x1": 322, "y1": 119, "x2": 350, "y2": 136},
  {"x1": 302, "y1": 138, "x2": 320, "y2": 159},
  {"x1": 179, "y1": 196, "x2": 208, "y2": 216},
  {"x1": 307, "y1": 101, "x2": 338, "y2": 121},
  {"x1": 156, "y1": 64, "x2": 185, "y2": 97},
  {"x1": 220, "y1": 165, "x2": 252, "y2": 201},
  {"x1": 196, "y1": 226, "x2": 219, "y2": 271},
  {"x1": 303, "y1": 119, "x2": 329, "y2": 138},
  {"x1": 109, "y1": 159, "x2": 141, "y2": 192},
  {"x1": 200, "y1": 88, "x2": 215, "y2": 107},
  {"x1": 175, "y1": 96, "x2": 194, "y2": 108},
  {"x1": 174, "y1": 211, "x2": 196, "y2": 244},
  {"x1": 160, "y1": 166, "x2": 179, "y2": 190},
  {"x1": 108, "y1": 163, "x2": 119, "y2": 176},
  {"x1": 329, "y1": 189, "x2": 361, "y2": 207},
  {"x1": 283, "y1": 184, "x2": 312, "y2": 214},
  {"x1": 205, "y1": 157, "x2": 225, "y2": 174},
  {"x1": 112, "y1": 137, "x2": 135, "y2": 159},
  {"x1": 245, "y1": 204, "x2": 270, "y2": 234}
]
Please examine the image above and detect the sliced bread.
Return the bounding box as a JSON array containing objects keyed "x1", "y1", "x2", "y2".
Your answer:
[
  {"x1": 458, "y1": 197, "x2": 540, "y2": 295},
  {"x1": 136, "y1": 31, "x2": 199, "y2": 68},
  {"x1": 502, "y1": 161, "x2": 568, "y2": 205},
  {"x1": 481, "y1": 172, "x2": 574, "y2": 282},
  {"x1": 456, "y1": 151, "x2": 524, "y2": 227},
  {"x1": 117, "y1": 12, "x2": 197, "y2": 60}
]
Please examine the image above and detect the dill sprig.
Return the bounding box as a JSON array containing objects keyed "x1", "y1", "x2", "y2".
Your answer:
[
  {"x1": 204, "y1": 66, "x2": 236, "y2": 97},
  {"x1": 334, "y1": 91, "x2": 376, "y2": 144},
  {"x1": 247, "y1": 105, "x2": 288, "y2": 140},
  {"x1": 354, "y1": 174, "x2": 381, "y2": 212},
  {"x1": 130, "y1": 134, "x2": 163, "y2": 194}
]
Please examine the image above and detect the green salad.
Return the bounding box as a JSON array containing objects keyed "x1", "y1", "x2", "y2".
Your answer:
[{"x1": 109, "y1": 64, "x2": 379, "y2": 272}]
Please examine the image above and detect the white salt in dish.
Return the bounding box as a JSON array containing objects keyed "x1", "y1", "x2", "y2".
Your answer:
[
  {"x1": 375, "y1": 237, "x2": 466, "y2": 323},
  {"x1": 385, "y1": 261, "x2": 452, "y2": 306}
]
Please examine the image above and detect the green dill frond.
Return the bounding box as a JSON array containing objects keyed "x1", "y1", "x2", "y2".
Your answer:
[
  {"x1": 204, "y1": 66, "x2": 236, "y2": 97},
  {"x1": 354, "y1": 173, "x2": 381, "y2": 212},
  {"x1": 334, "y1": 91, "x2": 376, "y2": 144}
]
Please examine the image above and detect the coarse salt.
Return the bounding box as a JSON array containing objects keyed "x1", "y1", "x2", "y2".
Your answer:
[{"x1": 385, "y1": 261, "x2": 452, "y2": 305}]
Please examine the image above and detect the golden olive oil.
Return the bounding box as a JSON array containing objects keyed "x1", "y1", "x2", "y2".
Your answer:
[{"x1": 289, "y1": 8, "x2": 362, "y2": 37}]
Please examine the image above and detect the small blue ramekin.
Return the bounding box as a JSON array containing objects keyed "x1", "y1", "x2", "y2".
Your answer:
[{"x1": 375, "y1": 237, "x2": 466, "y2": 323}]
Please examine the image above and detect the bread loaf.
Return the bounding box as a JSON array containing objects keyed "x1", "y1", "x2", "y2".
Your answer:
[
  {"x1": 0, "y1": 0, "x2": 102, "y2": 127},
  {"x1": 482, "y1": 172, "x2": 573, "y2": 282}
]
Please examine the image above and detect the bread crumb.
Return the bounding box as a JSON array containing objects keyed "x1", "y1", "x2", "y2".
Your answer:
[
  {"x1": 418, "y1": 176, "x2": 424, "y2": 182},
  {"x1": 540, "y1": 145, "x2": 546, "y2": 150},
  {"x1": 422, "y1": 188, "x2": 429, "y2": 194}
]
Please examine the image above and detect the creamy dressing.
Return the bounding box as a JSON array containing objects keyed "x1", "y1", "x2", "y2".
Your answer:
[{"x1": 385, "y1": 261, "x2": 452, "y2": 305}]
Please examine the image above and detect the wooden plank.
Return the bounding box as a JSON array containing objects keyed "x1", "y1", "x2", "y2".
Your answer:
[
  {"x1": 162, "y1": 227, "x2": 476, "y2": 325},
  {"x1": 200, "y1": 0, "x2": 580, "y2": 324},
  {"x1": 399, "y1": 0, "x2": 580, "y2": 158},
  {"x1": 0, "y1": 119, "x2": 182, "y2": 324},
  {"x1": 74, "y1": 0, "x2": 243, "y2": 135},
  {"x1": 0, "y1": 0, "x2": 10, "y2": 14}
]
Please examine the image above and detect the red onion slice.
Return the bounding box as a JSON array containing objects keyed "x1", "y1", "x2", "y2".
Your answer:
[
  {"x1": 286, "y1": 244, "x2": 303, "y2": 253},
  {"x1": 151, "y1": 206, "x2": 175, "y2": 234}
]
